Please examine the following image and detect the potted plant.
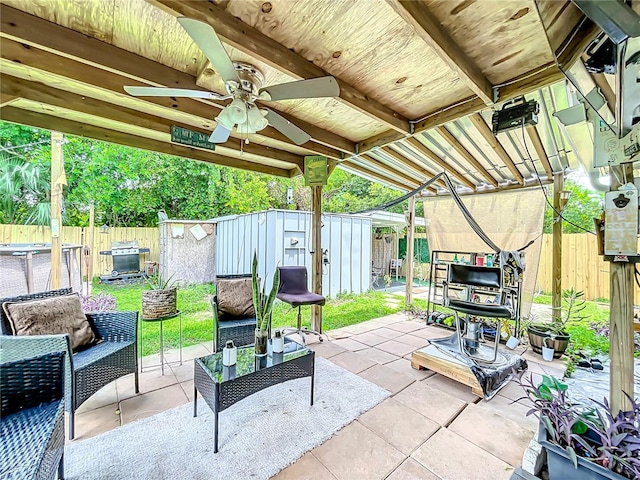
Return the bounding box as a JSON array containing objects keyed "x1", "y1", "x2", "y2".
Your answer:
[
  {"x1": 517, "y1": 373, "x2": 640, "y2": 480},
  {"x1": 251, "y1": 251, "x2": 279, "y2": 356},
  {"x1": 141, "y1": 271, "x2": 177, "y2": 320},
  {"x1": 528, "y1": 288, "x2": 586, "y2": 359}
]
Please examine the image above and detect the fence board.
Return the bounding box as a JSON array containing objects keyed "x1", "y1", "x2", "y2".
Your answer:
[{"x1": 0, "y1": 224, "x2": 159, "y2": 280}]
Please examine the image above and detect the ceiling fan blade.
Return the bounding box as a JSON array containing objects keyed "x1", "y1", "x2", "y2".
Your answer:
[
  {"x1": 177, "y1": 17, "x2": 240, "y2": 84},
  {"x1": 209, "y1": 124, "x2": 232, "y2": 143},
  {"x1": 259, "y1": 76, "x2": 340, "y2": 101},
  {"x1": 263, "y1": 108, "x2": 311, "y2": 145},
  {"x1": 124, "y1": 86, "x2": 224, "y2": 99}
]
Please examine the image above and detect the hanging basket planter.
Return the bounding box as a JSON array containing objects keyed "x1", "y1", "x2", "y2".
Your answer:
[{"x1": 142, "y1": 287, "x2": 177, "y2": 319}]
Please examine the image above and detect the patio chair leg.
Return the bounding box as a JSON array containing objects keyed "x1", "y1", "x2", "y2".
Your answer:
[
  {"x1": 134, "y1": 370, "x2": 139, "y2": 394},
  {"x1": 69, "y1": 411, "x2": 75, "y2": 440},
  {"x1": 58, "y1": 453, "x2": 64, "y2": 479}
]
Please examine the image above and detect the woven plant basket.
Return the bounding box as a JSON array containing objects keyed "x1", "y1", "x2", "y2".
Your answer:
[{"x1": 142, "y1": 287, "x2": 177, "y2": 319}]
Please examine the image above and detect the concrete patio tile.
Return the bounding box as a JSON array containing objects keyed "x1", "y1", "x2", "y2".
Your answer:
[
  {"x1": 117, "y1": 367, "x2": 179, "y2": 401},
  {"x1": 394, "y1": 382, "x2": 467, "y2": 426},
  {"x1": 412, "y1": 428, "x2": 512, "y2": 480},
  {"x1": 422, "y1": 374, "x2": 480, "y2": 404},
  {"x1": 70, "y1": 402, "x2": 121, "y2": 441},
  {"x1": 76, "y1": 381, "x2": 118, "y2": 413},
  {"x1": 356, "y1": 347, "x2": 399, "y2": 364},
  {"x1": 368, "y1": 327, "x2": 405, "y2": 340},
  {"x1": 386, "y1": 357, "x2": 436, "y2": 381},
  {"x1": 329, "y1": 351, "x2": 377, "y2": 374},
  {"x1": 495, "y1": 379, "x2": 527, "y2": 402},
  {"x1": 359, "y1": 398, "x2": 439, "y2": 455},
  {"x1": 180, "y1": 379, "x2": 195, "y2": 402},
  {"x1": 272, "y1": 452, "x2": 338, "y2": 480},
  {"x1": 358, "y1": 364, "x2": 415, "y2": 394},
  {"x1": 480, "y1": 394, "x2": 538, "y2": 432},
  {"x1": 387, "y1": 321, "x2": 425, "y2": 333},
  {"x1": 164, "y1": 342, "x2": 211, "y2": 362},
  {"x1": 386, "y1": 458, "x2": 441, "y2": 480},
  {"x1": 312, "y1": 421, "x2": 405, "y2": 480},
  {"x1": 395, "y1": 334, "x2": 431, "y2": 349},
  {"x1": 448, "y1": 402, "x2": 535, "y2": 466},
  {"x1": 409, "y1": 326, "x2": 452, "y2": 340},
  {"x1": 351, "y1": 331, "x2": 389, "y2": 346},
  {"x1": 525, "y1": 358, "x2": 565, "y2": 379},
  {"x1": 375, "y1": 340, "x2": 417, "y2": 357},
  {"x1": 120, "y1": 383, "x2": 188, "y2": 424},
  {"x1": 521, "y1": 348, "x2": 566, "y2": 373},
  {"x1": 332, "y1": 338, "x2": 369, "y2": 351},
  {"x1": 310, "y1": 341, "x2": 348, "y2": 359},
  {"x1": 170, "y1": 360, "x2": 194, "y2": 384}
]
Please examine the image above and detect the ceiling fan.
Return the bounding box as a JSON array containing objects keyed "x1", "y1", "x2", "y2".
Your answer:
[{"x1": 124, "y1": 17, "x2": 340, "y2": 145}]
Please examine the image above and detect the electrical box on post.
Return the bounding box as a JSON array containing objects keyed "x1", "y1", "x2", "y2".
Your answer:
[{"x1": 604, "y1": 186, "x2": 638, "y2": 256}]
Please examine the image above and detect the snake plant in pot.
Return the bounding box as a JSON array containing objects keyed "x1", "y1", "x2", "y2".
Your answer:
[
  {"x1": 251, "y1": 251, "x2": 279, "y2": 356},
  {"x1": 517, "y1": 373, "x2": 640, "y2": 480},
  {"x1": 142, "y1": 271, "x2": 177, "y2": 319}
]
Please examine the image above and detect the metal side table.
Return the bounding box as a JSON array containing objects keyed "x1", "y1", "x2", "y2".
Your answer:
[{"x1": 140, "y1": 310, "x2": 182, "y2": 375}]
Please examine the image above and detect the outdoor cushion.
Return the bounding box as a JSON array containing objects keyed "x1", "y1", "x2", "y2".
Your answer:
[
  {"x1": 216, "y1": 277, "x2": 255, "y2": 319},
  {"x1": 2, "y1": 293, "x2": 97, "y2": 351}
]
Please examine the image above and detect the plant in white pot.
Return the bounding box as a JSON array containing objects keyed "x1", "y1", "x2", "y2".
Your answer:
[
  {"x1": 251, "y1": 251, "x2": 279, "y2": 356},
  {"x1": 142, "y1": 272, "x2": 177, "y2": 320}
]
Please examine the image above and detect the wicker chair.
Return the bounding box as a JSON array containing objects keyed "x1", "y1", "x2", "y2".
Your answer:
[
  {"x1": 0, "y1": 288, "x2": 139, "y2": 440},
  {"x1": 211, "y1": 274, "x2": 257, "y2": 352},
  {"x1": 1, "y1": 351, "x2": 66, "y2": 480}
]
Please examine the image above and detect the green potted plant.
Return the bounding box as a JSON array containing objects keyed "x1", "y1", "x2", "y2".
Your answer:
[
  {"x1": 142, "y1": 271, "x2": 177, "y2": 320},
  {"x1": 518, "y1": 373, "x2": 640, "y2": 480},
  {"x1": 251, "y1": 251, "x2": 279, "y2": 356},
  {"x1": 527, "y1": 288, "x2": 586, "y2": 359}
]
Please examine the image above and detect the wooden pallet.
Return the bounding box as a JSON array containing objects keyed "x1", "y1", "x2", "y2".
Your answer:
[{"x1": 411, "y1": 344, "x2": 484, "y2": 397}]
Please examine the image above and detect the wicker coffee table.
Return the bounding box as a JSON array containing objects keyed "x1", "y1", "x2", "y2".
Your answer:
[{"x1": 193, "y1": 338, "x2": 315, "y2": 453}]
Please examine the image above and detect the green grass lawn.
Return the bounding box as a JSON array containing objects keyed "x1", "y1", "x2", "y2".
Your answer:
[{"x1": 93, "y1": 282, "x2": 404, "y2": 356}]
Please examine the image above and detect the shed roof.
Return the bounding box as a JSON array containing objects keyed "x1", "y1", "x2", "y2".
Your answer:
[{"x1": 0, "y1": 1, "x2": 597, "y2": 193}]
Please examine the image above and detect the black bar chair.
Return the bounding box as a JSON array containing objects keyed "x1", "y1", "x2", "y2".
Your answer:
[
  {"x1": 443, "y1": 264, "x2": 515, "y2": 364},
  {"x1": 276, "y1": 266, "x2": 325, "y2": 346}
]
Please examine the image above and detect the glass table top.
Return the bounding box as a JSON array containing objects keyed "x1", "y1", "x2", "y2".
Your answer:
[{"x1": 198, "y1": 338, "x2": 312, "y2": 384}]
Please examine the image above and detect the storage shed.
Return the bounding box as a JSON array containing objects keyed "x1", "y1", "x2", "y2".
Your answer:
[
  {"x1": 214, "y1": 209, "x2": 371, "y2": 297},
  {"x1": 158, "y1": 220, "x2": 216, "y2": 285}
]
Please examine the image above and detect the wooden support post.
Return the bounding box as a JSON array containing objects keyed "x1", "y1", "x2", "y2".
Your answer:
[
  {"x1": 311, "y1": 185, "x2": 323, "y2": 333},
  {"x1": 609, "y1": 164, "x2": 635, "y2": 413},
  {"x1": 50, "y1": 131, "x2": 64, "y2": 290},
  {"x1": 405, "y1": 195, "x2": 416, "y2": 307},
  {"x1": 552, "y1": 172, "x2": 564, "y2": 323},
  {"x1": 86, "y1": 204, "x2": 95, "y2": 293}
]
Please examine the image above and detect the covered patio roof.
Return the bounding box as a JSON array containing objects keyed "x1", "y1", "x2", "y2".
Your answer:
[{"x1": 0, "y1": 1, "x2": 596, "y2": 192}]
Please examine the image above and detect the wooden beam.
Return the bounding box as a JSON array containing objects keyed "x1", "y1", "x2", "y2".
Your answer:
[
  {"x1": 405, "y1": 194, "x2": 415, "y2": 306},
  {"x1": 525, "y1": 124, "x2": 554, "y2": 180},
  {"x1": 468, "y1": 113, "x2": 524, "y2": 185},
  {"x1": 556, "y1": 19, "x2": 600, "y2": 70},
  {"x1": 552, "y1": 172, "x2": 564, "y2": 323},
  {"x1": 311, "y1": 185, "x2": 323, "y2": 333},
  {"x1": 359, "y1": 154, "x2": 421, "y2": 188},
  {"x1": 1, "y1": 106, "x2": 292, "y2": 177},
  {"x1": 0, "y1": 5, "x2": 353, "y2": 156},
  {"x1": 50, "y1": 131, "x2": 64, "y2": 290},
  {"x1": 385, "y1": 0, "x2": 493, "y2": 104},
  {"x1": 0, "y1": 93, "x2": 19, "y2": 108},
  {"x1": 402, "y1": 137, "x2": 476, "y2": 190},
  {"x1": 435, "y1": 126, "x2": 498, "y2": 188},
  {"x1": 150, "y1": 0, "x2": 410, "y2": 134},
  {"x1": 0, "y1": 74, "x2": 304, "y2": 170},
  {"x1": 380, "y1": 146, "x2": 447, "y2": 188},
  {"x1": 341, "y1": 162, "x2": 411, "y2": 191}
]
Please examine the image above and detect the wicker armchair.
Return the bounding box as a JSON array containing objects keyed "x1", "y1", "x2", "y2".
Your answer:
[
  {"x1": 1, "y1": 351, "x2": 66, "y2": 480},
  {"x1": 212, "y1": 274, "x2": 257, "y2": 352},
  {"x1": 0, "y1": 288, "x2": 139, "y2": 440}
]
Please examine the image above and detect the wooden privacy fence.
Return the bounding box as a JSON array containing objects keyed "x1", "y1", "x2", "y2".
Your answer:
[
  {"x1": 536, "y1": 233, "x2": 632, "y2": 302},
  {"x1": 0, "y1": 224, "x2": 159, "y2": 280}
]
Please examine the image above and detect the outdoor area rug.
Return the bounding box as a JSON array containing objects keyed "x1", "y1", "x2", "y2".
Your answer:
[{"x1": 65, "y1": 357, "x2": 390, "y2": 479}]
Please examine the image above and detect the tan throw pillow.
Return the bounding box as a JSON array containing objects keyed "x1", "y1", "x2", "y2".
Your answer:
[
  {"x1": 3, "y1": 293, "x2": 97, "y2": 352},
  {"x1": 216, "y1": 277, "x2": 256, "y2": 319}
]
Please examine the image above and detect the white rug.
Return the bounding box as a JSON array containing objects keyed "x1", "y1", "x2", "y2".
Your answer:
[{"x1": 65, "y1": 358, "x2": 390, "y2": 480}]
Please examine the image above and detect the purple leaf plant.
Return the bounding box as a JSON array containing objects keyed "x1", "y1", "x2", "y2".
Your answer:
[{"x1": 80, "y1": 292, "x2": 117, "y2": 313}]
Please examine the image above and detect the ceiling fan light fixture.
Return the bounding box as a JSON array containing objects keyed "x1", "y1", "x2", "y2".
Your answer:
[
  {"x1": 247, "y1": 105, "x2": 269, "y2": 132},
  {"x1": 228, "y1": 98, "x2": 248, "y2": 124},
  {"x1": 215, "y1": 107, "x2": 236, "y2": 130}
]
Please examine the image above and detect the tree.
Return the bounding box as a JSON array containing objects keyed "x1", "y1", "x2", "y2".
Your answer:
[{"x1": 542, "y1": 179, "x2": 604, "y2": 234}]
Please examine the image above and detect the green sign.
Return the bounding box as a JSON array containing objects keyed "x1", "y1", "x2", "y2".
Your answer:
[
  {"x1": 170, "y1": 126, "x2": 216, "y2": 151},
  {"x1": 304, "y1": 156, "x2": 328, "y2": 186}
]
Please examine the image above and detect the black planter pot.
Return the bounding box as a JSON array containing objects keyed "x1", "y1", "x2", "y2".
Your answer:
[
  {"x1": 527, "y1": 324, "x2": 570, "y2": 359},
  {"x1": 539, "y1": 425, "x2": 626, "y2": 480}
]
